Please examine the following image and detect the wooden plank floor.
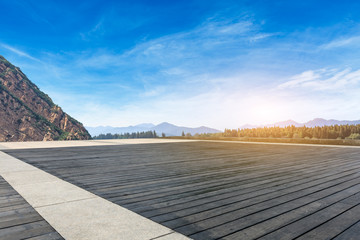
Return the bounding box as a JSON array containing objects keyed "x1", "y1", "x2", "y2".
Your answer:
[
  {"x1": 0, "y1": 176, "x2": 64, "y2": 240},
  {"x1": 4, "y1": 141, "x2": 360, "y2": 240}
]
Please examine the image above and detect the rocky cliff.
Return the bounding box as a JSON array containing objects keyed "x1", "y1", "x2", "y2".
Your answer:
[{"x1": 0, "y1": 55, "x2": 91, "y2": 141}]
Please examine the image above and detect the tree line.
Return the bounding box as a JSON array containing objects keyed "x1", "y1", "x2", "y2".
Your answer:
[
  {"x1": 93, "y1": 131, "x2": 158, "y2": 139},
  {"x1": 223, "y1": 124, "x2": 360, "y2": 140}
]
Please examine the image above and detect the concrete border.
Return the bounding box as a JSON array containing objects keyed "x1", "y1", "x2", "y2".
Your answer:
[
  {"x1": 0, "y1": 139, "x2": 199, "y2": 150},
  {"x1": 1, "y1": 138, "x2": 360, "y2": 151},
  {"x1": 0, "y1": 151, "x2": 191, "y2": 240}
]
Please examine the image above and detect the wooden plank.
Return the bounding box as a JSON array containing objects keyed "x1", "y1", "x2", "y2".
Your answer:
[
  {"x1": 220, "y1": 187, "x2": 360, "y2": 239},
  {"x1": 0, "y1": 221, "x2": 58, "y2": 240},
  {"x1": 128, "y1": 158, "x2": 360, "y2": 213},
  {"x1": 144, "y1": 166, "x2": 360, "y2": 220},
  {"x1": 333, "y1": 220, "x2": 360, "y2": 240},
  {"x1": 5, "y1": 141, "x2": 360, "y2": 240},
  {"x1": 259, "y1": 194, "x2": 360, "y2": 240},
  {"x1": 160, "y1": 172, "x2": 360, "y2": 228},
  {"x1": 0, "y1": 214, "x2": 43, "y2": 229},
  {"x1": 0, "y1": 176, "x2": 64, "y2": 240},
  {"x1": 179, "y1": 177, "x2": 360, "y2": 238},
  {"x1": 299, "y1": 202, "x2": 360, "y2": 240}
]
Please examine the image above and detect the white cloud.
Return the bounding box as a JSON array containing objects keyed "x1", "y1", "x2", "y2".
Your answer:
[
  {"x1": 321, "y1": 36, "x2": 360, "y2": 49},
  {"x1": 1, "y1": 44, "x2": 41, "y2": 62},
  {"x1": 278, "y1": 68, "x2": 360, "y2": 91},
  {"x1": 80, "y1": 19, "x2": 106, "y2": 41},
  {"x1": 249, "y1": 33, "x2": 275, "y2": 42},
  {"x1": 203, "y1": 20, "x2": 253, "y2": 36},
  {"x1": 75, "y1": 15, "x2": 268, "y2": 69},
  {"x1": 278, "y1": 70, "x2": 322, "y2": 89}
]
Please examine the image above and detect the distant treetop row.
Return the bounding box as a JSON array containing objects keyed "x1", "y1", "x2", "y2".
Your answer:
[{"x1": 223, "y1": 124, "x2": 360, "y2": 140}]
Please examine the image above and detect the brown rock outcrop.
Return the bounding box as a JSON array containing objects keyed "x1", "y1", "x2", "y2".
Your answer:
[{"x1": 0, "y1": 55, "x2": 91, "y2": 141}]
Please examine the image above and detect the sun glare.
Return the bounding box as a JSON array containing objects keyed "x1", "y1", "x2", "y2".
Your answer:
[{"x1": 250, "y1": 99, "x2": 284, "y2": 124}]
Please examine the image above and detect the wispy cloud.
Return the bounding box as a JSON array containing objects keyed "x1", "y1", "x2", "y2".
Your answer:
[
  {"x1": 1, "y1": 44, "x2": 41, "y2": 62},
  {"x1": 65, "y1": 15, "x2": 275, "y2": 106},
  {"x1": 249, "y1": 33, "x2": 277, "y2": 42},
  {"x1": 76, "y1": 15, "x2": 270, "y2": 68},
  {"x1": 320, "y1": 36, "x2": 360, "y2": 49},
  {"x1": 80, "y1": 19, "x2": 106, "y2": 41},
  {"x1": 278, "y1": 68, "x2": 360, "y2": 91},
  {"x1": 71, "y1": 14, "x2": 277, "y2": 105}
]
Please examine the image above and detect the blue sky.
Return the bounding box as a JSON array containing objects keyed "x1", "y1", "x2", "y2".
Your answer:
[{"x1": 1, "y1": 0, "x2": 360, "y2": 129}]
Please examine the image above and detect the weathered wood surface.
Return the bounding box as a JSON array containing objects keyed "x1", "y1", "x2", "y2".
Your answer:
[
  {"x1": 4, "y1": 142, "x2": 360, "y2": 240},
  {"x1": 0, "y1": 176, "x2": 63, "y2": 240}
]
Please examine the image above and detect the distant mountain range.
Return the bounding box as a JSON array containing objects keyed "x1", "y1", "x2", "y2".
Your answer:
[
  {"x1": 87, "y1": 118, "x2": 360, "y2": 137},
  {"x1": 239, "y1": 118, "x2": 360, "y2": 129},
  {"x1": 86, "y1": 122, "x2": 221, "y2": 137}
]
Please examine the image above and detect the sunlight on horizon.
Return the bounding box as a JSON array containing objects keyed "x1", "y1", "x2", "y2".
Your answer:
[{"x1": 248, "y1": 97, "x2": 287, "y2": 125}]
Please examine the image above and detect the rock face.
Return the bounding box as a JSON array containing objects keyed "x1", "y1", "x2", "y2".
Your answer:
[{"x1": 0, "y1": 55, "x2": 91, "y2": 141}]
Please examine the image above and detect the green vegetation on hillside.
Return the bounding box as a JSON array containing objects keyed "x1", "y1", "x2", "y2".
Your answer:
[
  {"x1": 0, "y1": 82, "x2": 63, "y2": 135},
  {"x1": 0, "y1": 55, "x2": 55, "y2": 107}
]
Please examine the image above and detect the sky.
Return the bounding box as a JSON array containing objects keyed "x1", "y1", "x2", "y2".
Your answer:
[{"x1": 1, "y1": 0, "x2": 360, "y2": 130}]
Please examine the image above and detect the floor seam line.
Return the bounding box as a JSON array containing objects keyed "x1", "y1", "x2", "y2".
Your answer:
[{"x1": 34, "y1": 196, "x2": 98, "y2": 209}]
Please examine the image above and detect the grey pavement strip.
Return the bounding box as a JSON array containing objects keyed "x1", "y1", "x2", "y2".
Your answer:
[{"x1": 0, "y1": 139, "x2": 199, "y2": 150}]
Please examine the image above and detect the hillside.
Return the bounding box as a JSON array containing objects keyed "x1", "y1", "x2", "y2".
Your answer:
[{"x1": 0, "y1": 55, "x2": 91, "y2": 141}]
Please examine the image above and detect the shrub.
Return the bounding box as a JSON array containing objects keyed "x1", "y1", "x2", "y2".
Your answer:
[{"x1": 346, "y1": 133, "x2": 360, "y2": 139}]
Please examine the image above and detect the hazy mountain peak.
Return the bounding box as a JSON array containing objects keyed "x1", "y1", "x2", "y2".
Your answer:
[
  {"x1": 135, "y1": 123, "x2": 155, "y2": 128},
  {"x1": 156, "y1": 122, "x2": 175, "y2": 127}
]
